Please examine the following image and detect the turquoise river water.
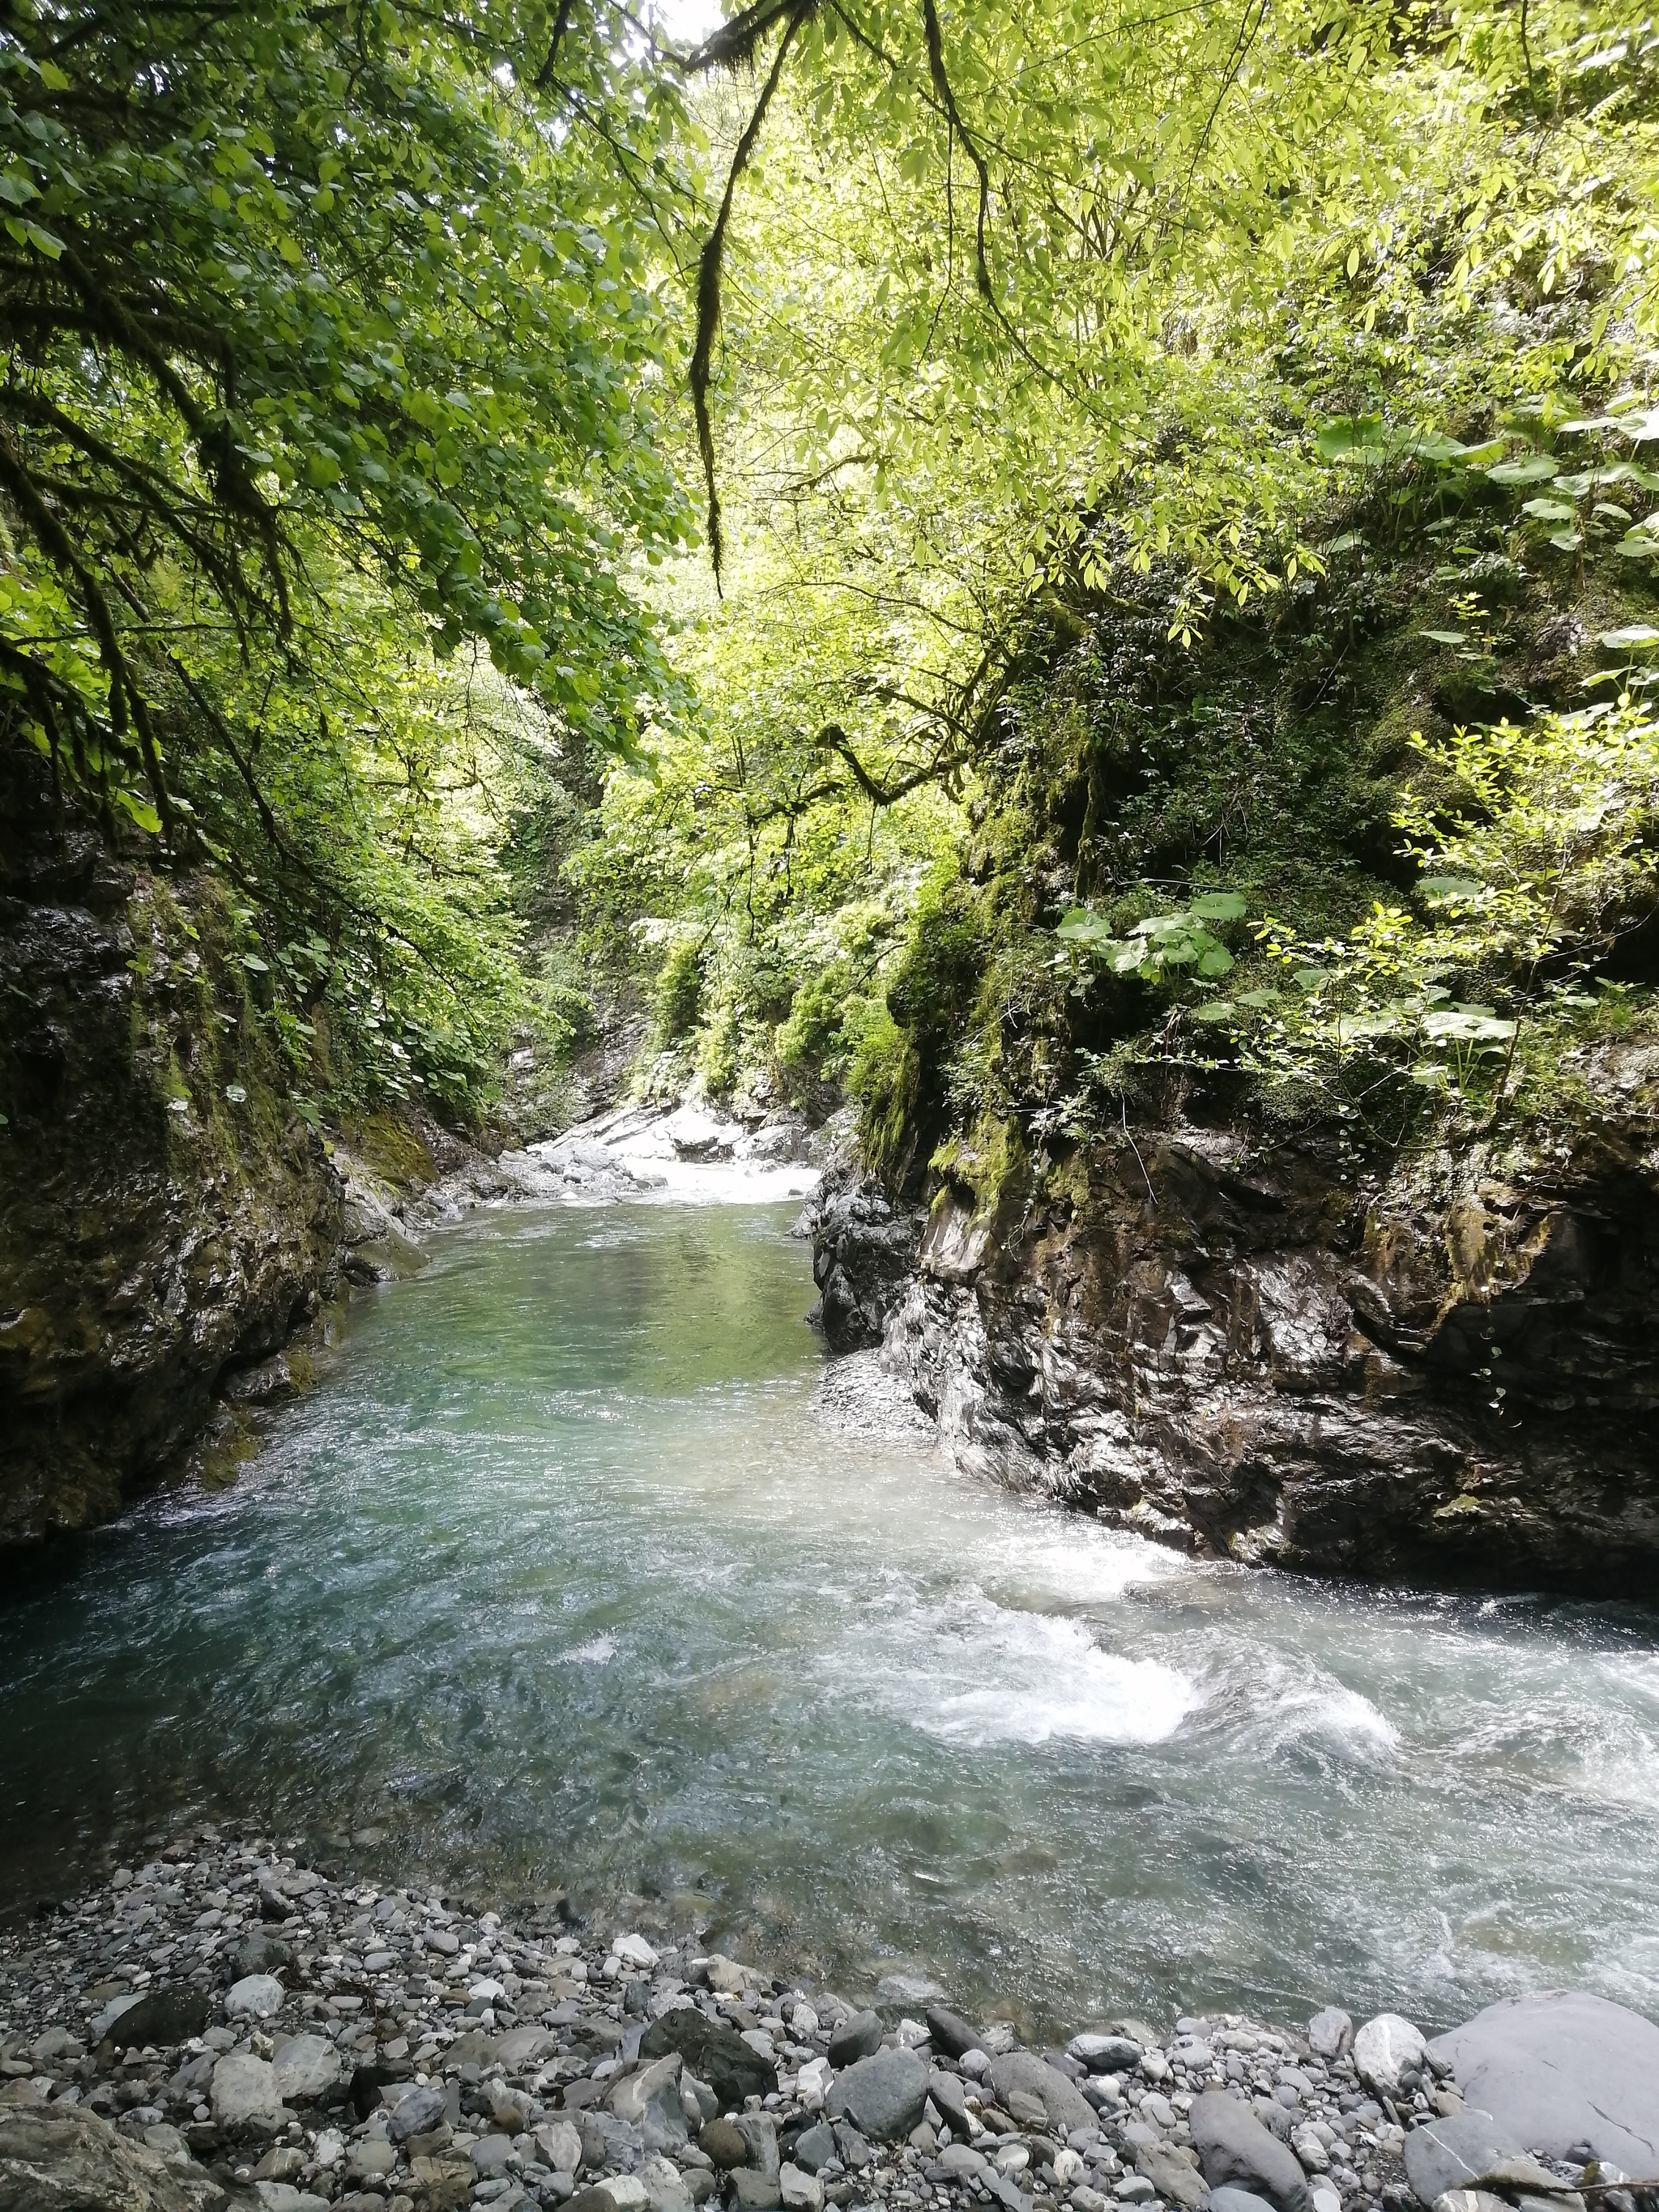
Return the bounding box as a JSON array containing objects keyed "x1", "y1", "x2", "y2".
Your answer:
[{"x1": 2, "y1": 1199, "x2": 1658, "y2": 2035}]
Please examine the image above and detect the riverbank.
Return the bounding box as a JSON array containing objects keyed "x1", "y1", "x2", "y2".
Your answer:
[{"x1": 3, "y1": 1831, "x2": 1657, "y2": 2212}]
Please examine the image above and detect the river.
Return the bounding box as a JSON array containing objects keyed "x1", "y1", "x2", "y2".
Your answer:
[{"x1": 2, "y1": 1198, "x2": 1658, "y2": 2035}]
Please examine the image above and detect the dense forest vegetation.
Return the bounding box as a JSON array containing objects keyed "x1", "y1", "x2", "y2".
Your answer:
[{"x1": 3, "y1": 0, "x2": 1657, "y2": 1184}]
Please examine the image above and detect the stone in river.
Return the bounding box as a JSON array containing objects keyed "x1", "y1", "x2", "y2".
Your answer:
[
  {"x1": 639, "y1": 2011, "x2": 778, "y2": 2110},
  {"x1": 539, "y1": 2120, "x2": 583, "y2": 2174},
  {"x1": 987, "y1": 2052, "x2": 1096, "y2": 2137},
  {"x1": 225, "y1": 1973, "x2": 287, "y2": 2022},
  {"x1": 1068, "y1": 2035, "x2": 1144, "y2": 2076},
  {"x1": 211, "y1": 2052, "x2": 284, "y2": 2130},
  {"x1": 827, "y1": 2010, "x2": 885, "y2": 2068},
  {"x1": 791, "y1": 2125, "x2": 838, "y2": 2174},
  {"x1": 1354, "y1": 2015, "x2": 1427, "y2": 2100},
  {"x1": 387, "y1": 2083, "x2": 446, "y2": 2142},
  {"x1": 928, "y1": 2070, "x2": 971, "y2": 2134},
  {"x1": 99, "y1": 1984, "x2": 211, "y2": 2052},
  {"x1": 1189, "y1": 2091, "x2": 1312, "y2": 2212},
  {"x1": 827, "y1": 2048, "x2": 929, "y2": 2143},
  {"x1": 1429, "y1": 1992, "x2": 1659, "y2": 2174},
  {"x1": 926, "y1": 2007, "x2": 987, "y2": 2059},
  {"x1": 271, "y1": 2033, "x2": 340, "y2": 2104},
  {"x1": 701, "y1": 2119, "x2": 750, "y2": 2170},
  {"x1": 1134, "y1": 2145, "x2": 1205, "y2": 2210},
  {"x1": 1307, "y1": 2010, "x2": 1354, "y2": 2062}
]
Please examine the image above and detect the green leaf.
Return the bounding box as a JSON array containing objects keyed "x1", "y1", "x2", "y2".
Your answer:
[
  {"x1": 1486, "y1": 455, "x2": 1559, "y2": 485},
  {"x1": 1316, "y1": 414, "x2": 1385, "y2": 462},
  {"x1": 1189, "y1": 891, "x2": 1247, "y2": 921},
  {"x1": 1598, "y1": 626, "x2": 1659, "y2": 650},
  {"x1": 1520, "y1": 498, "x2": 1576, "y2": 522},
  {"x1": 1192, "y1": 1001, "x2": 1236, "y2": 1022},
  {"x1": 1196, "y1": 944, "x2": 1235, "y2": 975},
  {"x1": 1418, "y1": 629, "x2": 1467, "y2": 646}
]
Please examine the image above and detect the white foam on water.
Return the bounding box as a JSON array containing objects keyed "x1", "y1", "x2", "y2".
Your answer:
[
  {"x1": 870, "y1": 1598, "x2": 1197, "y2": 1748},
  {"x1": 1205, "y1": 1650, "x2": 1403, "y2": 1763},
  {"x1": 561, "y1": 1636, "x2": 618, "y2": 1665}
]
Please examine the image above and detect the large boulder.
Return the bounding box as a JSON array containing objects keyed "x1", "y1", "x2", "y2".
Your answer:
[
  {"x1": 640, "y1": 2013, "x2": 777, "y2": 2112},
  {"x1": 986, "y1": 2052, "x2": 1096, "y2": 2138},
  {"x1": 825, "y1": 2049, "x2": 929, "y2": 2142},
  {"x1": 1189, "y1": 2091, "x2": 1312, "y2": 2212},
  {"x1": 1428, "y1": 1992, "x2": 1659, "y2": 2172},
  {"x1": 1402, "y1": 2112, "x2": 1522, "y2": 2207},
  {"x1": 0, "y1": 2103, "x2": 224, "y2": 2210}
]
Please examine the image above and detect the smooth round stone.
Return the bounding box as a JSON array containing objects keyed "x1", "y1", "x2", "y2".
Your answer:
[
  {"x1": 1353, "y1": 2015, "x2": 1427, "y2": 2100},
  {"x1": 224, "y1": 1974, "x2": 286, "y2": 2022},
  {"x1": 270, "y1": 2034, "x2": 339, "y2": 2103}
]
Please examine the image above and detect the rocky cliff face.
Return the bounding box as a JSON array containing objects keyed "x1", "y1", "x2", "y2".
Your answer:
[
  {"x1": 0, "y1": 755, "x2": 345, "y2": 1545},
  {"x1": 817, "y1": 1078, "x2": 1659, "y2": 1595}
]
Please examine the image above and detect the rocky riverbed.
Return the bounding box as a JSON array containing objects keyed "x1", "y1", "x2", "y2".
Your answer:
[{"x1": 3, "y1": 1833, "x2": 1657, "y2": 2212}]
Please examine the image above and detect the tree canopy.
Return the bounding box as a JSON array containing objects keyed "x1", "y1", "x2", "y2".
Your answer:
[{"x1": 3, "y1": 0, "x2": 1657, "y2": 1140}]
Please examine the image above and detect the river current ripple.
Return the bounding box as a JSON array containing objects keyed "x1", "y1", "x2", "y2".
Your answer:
[{"x1": 2, "y1": 1200, "x2": 1657, "y2": 2035}]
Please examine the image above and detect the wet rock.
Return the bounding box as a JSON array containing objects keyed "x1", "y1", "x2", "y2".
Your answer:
[
  {"x1": 1428, "y1": 1992, "x2": 1659, "y2": 2172},
  {"x1": 803, "y1": 1172, "x2": 923, "y2": 1350},
  {"x1": 987, "y1": 2052, "x2": 1096, "y2": 2137},
  {"x1": 1354, "y1": 2016, "x2": 1427, "y2": 2101},
  {"x1": 1189, "y1": 2091, "x2": 1312, "y2": 2212},
  {"x1": 826, "y1": 2049, "x2": 928, "y2": 2143},
  {"x1": 868, "y1": 1125, "x2": 1659, "y2": 1596}
]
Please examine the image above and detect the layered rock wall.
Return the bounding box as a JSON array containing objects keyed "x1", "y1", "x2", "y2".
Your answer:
[
  {"x1": 0, "y1": 755, "x2": 343, "y2": 1545},
  {"x1": 824, "y1": 1096, "x2": 1659, "y2": 1593}
]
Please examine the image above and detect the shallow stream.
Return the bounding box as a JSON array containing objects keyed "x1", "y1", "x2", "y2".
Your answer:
[{"x1": 3, "y1": 1200, "x2": 1658, "y2": 2034}]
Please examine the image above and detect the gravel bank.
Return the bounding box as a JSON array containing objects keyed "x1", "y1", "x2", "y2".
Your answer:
[{"x1": 2, "y1": 1826, "x2": 1653, "y2": 2212}]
